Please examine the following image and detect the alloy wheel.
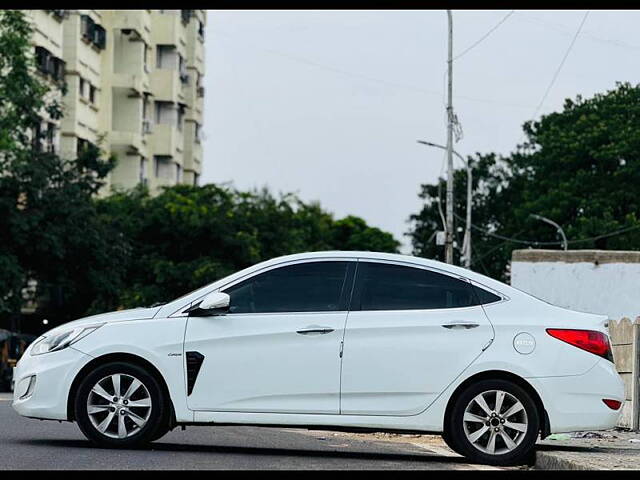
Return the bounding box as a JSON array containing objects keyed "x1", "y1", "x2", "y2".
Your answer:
[
  {"x1": 86, "y1": 373, "x2": 152, "y2": 439},
  {"x1": 462, "y1": 389, "x2": 528, "y2": 455}
]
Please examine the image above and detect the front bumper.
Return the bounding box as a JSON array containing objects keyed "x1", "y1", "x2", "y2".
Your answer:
[
  {"x1": 12, "y1": 346, "x2": 91, "y2": 421},
  {"x1": 531, "y1": 359, "x2": 625, "y2": 434}
]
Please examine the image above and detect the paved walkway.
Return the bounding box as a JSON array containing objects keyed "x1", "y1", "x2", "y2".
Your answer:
[{"x1": 535, "y1": 429, "x2": 640, "y2": 470}]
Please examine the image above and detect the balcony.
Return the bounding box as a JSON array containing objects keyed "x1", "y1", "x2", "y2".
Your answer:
[
  {"x1": 110, "y1": 130, "x2": 144, "y2": 155},
  {"x1": 151, "y1": 11, "x2": 185, "y2": 49},
  {"x1": 112, "y1": 73, "x2": 150, "y2": 97},
  {"x1": 183, "y1": 141, "x2": 202, "y2": 173},
  {"x1": 112, "y1": 10, "x2": 152, "y2": 45},
  {"x1": 152, "y1": 123, "x2": 181, "y2": 157},
  {"x1": 151, "y1": 69, "x2": 183, "y2": 103}
]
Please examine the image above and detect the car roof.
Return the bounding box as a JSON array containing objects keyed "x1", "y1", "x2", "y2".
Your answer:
[
  {"x1": 256, "y1": 250, "x2": 480, "y2": 279},
  {"x1": 254, "y1": 251, "x2": 526, "y2": 299}
]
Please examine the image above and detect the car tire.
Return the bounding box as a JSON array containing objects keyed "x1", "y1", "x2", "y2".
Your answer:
[
  {"x1": 447, "y1": 379, "x2": 539, "y2": 466},
  {"x1": 74, "y1": 361, "x2": 168, "y2": 448},
  {"x1": 441, "y1": 428, "x2": 465, "y2": 456}
]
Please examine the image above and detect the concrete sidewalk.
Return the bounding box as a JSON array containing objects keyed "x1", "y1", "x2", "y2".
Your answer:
[
  {"x1": 301, "y1": 428, "x2": 640, "y2": 470},
  {"x1": 535, "y1": 429, "x2": 640, "y2": 470}
]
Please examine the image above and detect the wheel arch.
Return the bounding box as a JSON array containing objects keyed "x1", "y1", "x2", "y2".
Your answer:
[
  {"x1": 66, "y1": 352, "x2": 176, "y2": 427},
  {"x1": 443, "y1": 369, "x2": 551, "y2": 439}
]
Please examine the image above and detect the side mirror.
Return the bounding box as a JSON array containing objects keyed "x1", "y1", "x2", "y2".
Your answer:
[{"x1": 187, "y1": 292, "x2": 230, "y2": 317}]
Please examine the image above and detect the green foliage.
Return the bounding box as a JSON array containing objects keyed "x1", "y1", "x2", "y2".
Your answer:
[
  {"x1": 409, "y1": 82, "x2": 640, "y2": 280},
  {"x1": 96, "y1": 184, "x2": 400, "y2": 310},
  {"x1": 0, "y1": 11, "x2": 118, "y2": 323}
]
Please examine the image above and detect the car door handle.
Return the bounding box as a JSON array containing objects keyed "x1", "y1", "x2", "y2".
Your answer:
[
  {"x1": 296, "y1": 326, "x2": 335, "y2": 335},
  {"x1": 442, "y1": 322, "x2": 480, "y2": 330}
]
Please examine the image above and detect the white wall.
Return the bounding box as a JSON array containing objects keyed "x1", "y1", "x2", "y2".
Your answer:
[{"x1": 511, "y1": 250, "x2": 640, "y2": 320}]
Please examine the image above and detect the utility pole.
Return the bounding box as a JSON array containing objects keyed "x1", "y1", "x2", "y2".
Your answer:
[
  {"x1": 417, "y1": 140, "x2": 472, "y2": 268},
  {"x1": 445, "y1": 10, "x2": 454, "y2": 264}
]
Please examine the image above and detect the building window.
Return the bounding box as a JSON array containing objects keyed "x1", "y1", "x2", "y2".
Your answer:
[
  {"x1": 142, "y1": 97, "x2": 152, "y2": 134},
  {"x1": 45, "y1": 122, "x2": 56, "y2": 153},
  {"x1": 193, "y1": 173, "x2": 199, "y2": 186},
  {"x1": 34, "y1": 46, "x2": 65, "y2": 83},
  {"x1": 81, "y1": 15, "x2": 95, "y2": 41},
  {"x1": 48, "y1": 10, "x2": 69, "y2": 21},
  {"x1": 176, "y1": 163, "x2": 183, "y2": 183},
  {"x1": 139, "y1": 157, "x2": 148, "y2": 186},
  {"x1": 181, "y1": 10, "x2": 193, "y2": 25},
  {"x1": 93, "y1": 25, "x2": 107, "y2": 50},
  {"x1": 143, "y1": 44, "x2": 150, "y2": 73},
  {"x1": 198, "y1": 20, "x2": 205, "y2": 41},
  {"x1": 32, "y1": 120, "x2": 57, "y2": 154},
  {"x1": 178, "y1": 54, "x2": 188, "y2": 84},
  {"x1": 79, "y1": 77, "x2": 86, "y2": 98},
  {"x1": 154, "y1": 155, "x2": 173, "y2": 179},
  {"x1": 195, "y1": 123, "x2": 201, "y2": 143},
  {"x1": 156, "y1": 45, "x2": 177, "y2": 70},
  {"x1": 77, "y1": 137, "x2": 94, "y2": 156},
  {"x1": 89, "y1": 84, "x2": 97, "y2": 104},
  {"x1": 81, "y1": 15, "x2": 106, "y2": 50},
  {"x1": 32, "y1": 120, "x2": 43, "y2": 152},
  {"x1": 35, "y1": 46, "x2": 48, "y2": 73},
  {"x1": 155, "y1": 101, "x2": 177, "y2": 126},
  {"x1": 177, "y1": 104, "x2": 185, "y2": 131}
]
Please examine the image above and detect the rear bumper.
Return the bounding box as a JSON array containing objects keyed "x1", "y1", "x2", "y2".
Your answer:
[
  {"x1": 12, "y1": 346, "x2": 91, "y2": 421},
  {"x1": 531, "y1": 359, "x2": 624, "y2": 433}
]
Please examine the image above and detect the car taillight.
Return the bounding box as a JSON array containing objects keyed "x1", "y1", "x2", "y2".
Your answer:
[
  {"x1": 603, "y1": 399, "x2": 622, "y2": 410},
  {"x1": 546, "y1": 328, "x2": 614, "y2": 362}
]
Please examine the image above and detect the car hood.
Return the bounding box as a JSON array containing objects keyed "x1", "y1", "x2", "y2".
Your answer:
[{"x1": 41, "y1": 307, "x2": 161, "y2": 337}]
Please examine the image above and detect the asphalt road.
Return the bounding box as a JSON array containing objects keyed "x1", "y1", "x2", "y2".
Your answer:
[{"x1": 0, "y1": 393, "x2": 499, "y2": 470}]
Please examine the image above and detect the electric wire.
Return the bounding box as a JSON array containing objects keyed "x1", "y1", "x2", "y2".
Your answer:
[
  {"x1": 452, "y1": 11, "x2": 515, "y2": 61},
  {"x1": 529, "y1": 11, "x2": 590, "y2": 124},
  {"x1": 453, "y1": 212, "x2": 640, "y2": 246},
  {"x1": 212, "y1": 27, "x2": 536, "y2": 110}
]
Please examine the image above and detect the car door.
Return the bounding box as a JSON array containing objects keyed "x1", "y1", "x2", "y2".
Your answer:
[
  {"x1": 340, "y1": 260, "x2": 497, "y2": 416},
  {"x1": 184, "y1": 259, "x2": 355, "y2": 414}
]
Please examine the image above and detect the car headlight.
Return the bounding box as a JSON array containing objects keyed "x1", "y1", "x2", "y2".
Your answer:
[{"x1": 30, "y1": 324, "x2": 104, "y2": 356}]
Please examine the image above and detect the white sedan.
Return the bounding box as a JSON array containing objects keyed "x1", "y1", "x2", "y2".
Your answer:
[{"x1": 12, "y1": 251, "x2": 623, "y2": 465}]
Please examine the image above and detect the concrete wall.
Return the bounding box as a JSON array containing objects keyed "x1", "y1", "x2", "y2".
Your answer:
[
  {"x1": 511, "y1": 249, "x2": 640, "y2": 320},
  {"x1": 609, "y1": 317, "x2": 640, "y2": 429}
]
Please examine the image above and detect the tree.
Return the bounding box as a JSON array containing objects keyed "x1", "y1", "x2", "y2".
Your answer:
[
  {"x1": 96, "y1": 184, "x2": 400, "y2": 310},
  {"x1": 409, "y1": 82, "x2": 640, "y2": 281},
  {"x1": 0, "y1": 11, "x2": 401, "y2": 330},
  {"x1": 0, "y1": 11, "x2": 119, "y2": 328}
]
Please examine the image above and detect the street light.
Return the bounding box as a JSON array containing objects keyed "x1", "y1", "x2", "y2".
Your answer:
[
  {"x1": 417, "y1": 140, "x2": 473, "y2": 268},
  {"x1": 529, "y1": 214, "x2": 568, "y2": 251}
]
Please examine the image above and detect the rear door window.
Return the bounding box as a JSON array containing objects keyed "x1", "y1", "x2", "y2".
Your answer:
[{"x1": 351, "y1": 262, "x2": 479, "y2": 311}]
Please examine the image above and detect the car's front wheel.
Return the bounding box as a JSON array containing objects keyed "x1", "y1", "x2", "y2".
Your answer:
[
  {"x1": 446, "y1": 379, "x2": 539, "y2": 466},
  {"x1": 74, "y1": 362, "x2": 168, "y2": 448}
]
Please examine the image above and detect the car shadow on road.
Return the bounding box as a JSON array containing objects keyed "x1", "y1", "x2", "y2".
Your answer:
[{"x1": 19, "y1": 438, "x2": 470, "y2": 465}]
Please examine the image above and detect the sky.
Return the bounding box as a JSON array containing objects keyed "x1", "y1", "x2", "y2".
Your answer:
[{"x1": 201, "y1": 10, "x2": 640, "y2": 252}]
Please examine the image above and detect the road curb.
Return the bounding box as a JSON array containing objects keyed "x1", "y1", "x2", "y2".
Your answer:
[{"x1": 535, "y1": 451, "x2": 597, "y2": 470}]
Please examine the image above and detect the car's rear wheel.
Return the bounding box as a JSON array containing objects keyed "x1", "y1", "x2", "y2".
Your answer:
[
  {"x1": 446, "y1": 379, "x2": 539, "y2": 466},
  {"x1": 441, "y1": 428, "x2": 464, "y2": 456},
  {"x1": 74, "y1": 362, "x2": 168, "y2": 448}
]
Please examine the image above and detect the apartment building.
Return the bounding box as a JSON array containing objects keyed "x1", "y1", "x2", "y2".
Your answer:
[{"x1": 26, "y1": 9, "x2": 206, "y2": 193}]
